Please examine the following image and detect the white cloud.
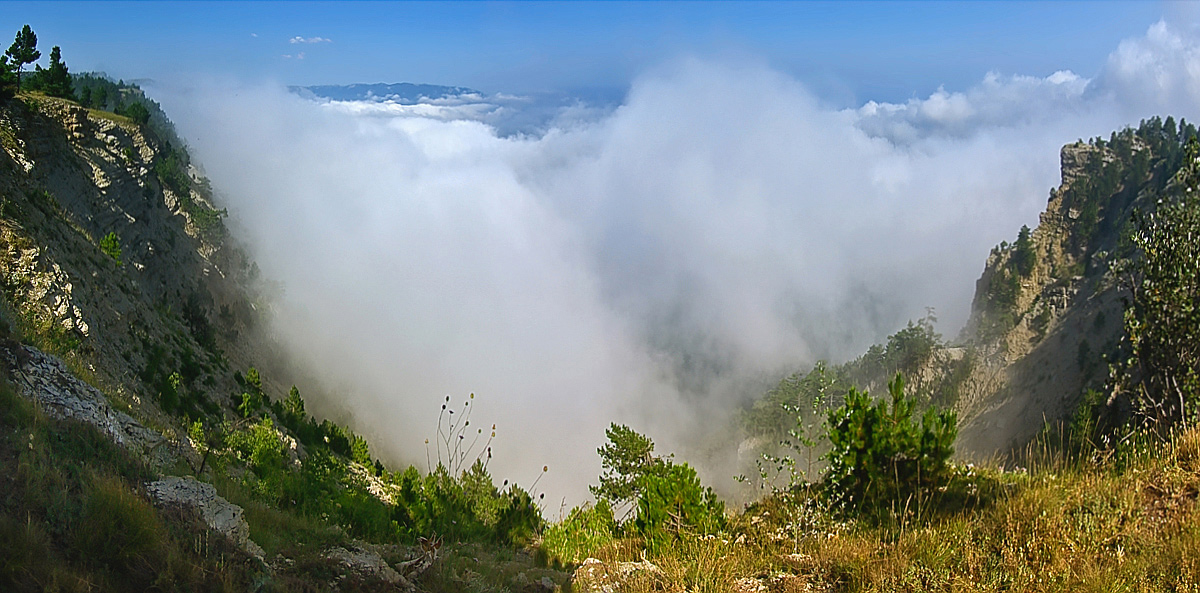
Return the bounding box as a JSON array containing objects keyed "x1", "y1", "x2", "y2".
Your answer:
[
  {"x1": 155, "y1": 19, "x2": 1200, "y2": 505},
  {"x1": 856, "y1": 19, "x2": 1200, "y2": 145},
  {"x1": 855, "y1": 70, "x2": 1092, "y2": 144},
  {"x1": 281, "y1": 52, "x2": 305, "y2": 60},
  {"x1": 1091, "y1": 20, "x2": 1200, "y2": 120},
  {"x1": 290, "y1": 36, "x2": 332, "y2": 44}
]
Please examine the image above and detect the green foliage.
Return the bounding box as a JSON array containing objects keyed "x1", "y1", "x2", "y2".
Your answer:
[
  {"x1": 842, "y1": 311, "x2": 944, "y2": 389},
  {"x1": 275, "y1": 385, "x2": 325, "y2": 448},
  {"x1": 283, "y1": 385, "x2": 305, "y2": 419},
  {"x1": 395, "y1": 461, "x2": 544, "y2": 545},
  {"x1": 31, "y1": 46, "x2": 73, "y2": 100},
  {"x1": 744, "y1": 361, "x2": 845, "y2": 492},
  {"x1": 5, "y1": 25, "x2": 39, "y2": 92},
  {"x1": 1014, "y1": 224, "x2": 1036, "y2": 276},
  {"x1": 153, "y1": 145, "x2": 228, "y2": 239},
  {"x1": 823, "y1": 374, "x2": 957, "y2": 515},
  {"x1": 1124, "y1": 136, "x2": 1200, "y2": 426},
  {"x1": 349, "y1": 432, "x2": 372, "y2": 468},
  {"x1": 745, "y1": 360, "x2": 848, "y2": 441},
  {"x1": 155, "y1": 149, "x2": 191, "y2": 195},
  {"x1": 591, "y1": 423, "x2": 669, "y2": 514},
  {"x1": 236, "y1": 366, "x2": 265, "y2": 418},
  {"x1": 224, "y1": 417, "x2": 288, "y2": 501},
  {"x1": 227, "y1": 417, "x2": 285, "y2": 472},
  {"x1": 542, "y1": 500, "x2": 616, "y2": 565},
  {"x1": 633, "y1": 462, "x2": 726, "y2": 549},
  {"x1": 99, "y1": 231, "x2": 122, "y2": 264},
  {"x1": 0, "y1": 55, "x2": 17, "y2": 100},
  {"x1": 120, "y1": 100, "x2": 151, "y2": 125}
]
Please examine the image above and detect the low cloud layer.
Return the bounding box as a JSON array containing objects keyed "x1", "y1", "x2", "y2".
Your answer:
[{"x1": 156, "y1": 20, "x2": 1200, "y2": 505}]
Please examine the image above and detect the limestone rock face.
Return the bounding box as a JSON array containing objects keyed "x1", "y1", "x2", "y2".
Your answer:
[
  {"x1": 0, "y1": 341, "x2": 173, "y2": 468},
  {"x1": 146, "y1": 476, "x2": 265, "y2": 560},
  {"x1": 0, "y1": 95, "x2": 277, "y2": 438}
]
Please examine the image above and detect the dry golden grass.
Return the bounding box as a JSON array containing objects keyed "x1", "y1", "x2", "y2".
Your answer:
[{"x1": 593, "y1": 426, "x2": 1200, "y2": 593}]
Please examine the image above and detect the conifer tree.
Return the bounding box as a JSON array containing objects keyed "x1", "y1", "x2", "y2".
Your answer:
[
  {"x1": 5, "y1": 25, "x2": 40, "y2": 92},
  {"x1": 0, "y1": 56, "x2": 16, "y2": 99},
  {"x1": 40, "y1": 46, "x2": 73, "y2": 100}
]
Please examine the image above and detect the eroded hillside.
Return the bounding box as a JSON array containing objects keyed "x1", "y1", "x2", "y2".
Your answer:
[
  {"x1": 743, "y1": 117, "x2": 1199, "y2": 468},
  {"x1": 0, "y1": 94, "x2": 267, "y2": 422}
]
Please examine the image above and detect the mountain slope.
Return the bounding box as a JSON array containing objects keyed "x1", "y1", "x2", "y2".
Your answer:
[
  {"x1": 0, "y1": 88, "x2": 571, "y2": 592},
  {"x1": 741, "y1": 117, "x2": 1198, "y2": 470}
]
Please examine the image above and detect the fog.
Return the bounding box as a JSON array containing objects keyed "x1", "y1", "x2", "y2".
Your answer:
[{"x1": 156, "y1": 20, "x2": 1200, "y2": 506}]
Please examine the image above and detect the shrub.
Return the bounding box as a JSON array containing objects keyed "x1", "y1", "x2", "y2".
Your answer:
[
  {"x1": 1123, "y1": 137, "x2": 1200, "y2": 426},
  {"x1": 591, "y1": 423, "x2": 670, "y2": 517},
  {"x1": 236, "y1": 366, "x2": 265, "y2": 418},
  {"x1": 543, "y1": 500, "x2": 616, "y2": 565},
  {"x1": 99, "y1": 231, "x2": 122, "y2": 264},
  {"x1": 634, "y1": 462, "x2": 725, "y2": 548},
  {"x1": 120, "y1": 101, "x2": 150, "y2": 125},
  {"x1": 823, "y1": 373, "x2": 956, "y2": 515},
  {"x1": 224, "y1": 417, "x2": 287, "y2": 500},
  {"x1": 393, "y1": 461, "x2": 543, "y2": 545},
  {"x1": 154, "y1": 149, "x2": 190, "y2": 195}
]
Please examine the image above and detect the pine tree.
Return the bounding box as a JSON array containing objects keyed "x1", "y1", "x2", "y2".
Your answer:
[
  {"x1": 41, "y1": 46, "x2": 73, "y2": 100},
  {"x1": 5, "y1": 25, "x2": 40, "y2": 93},
  {"x1": 0, "y1": 56, "x2": 17, "y2": 99}
]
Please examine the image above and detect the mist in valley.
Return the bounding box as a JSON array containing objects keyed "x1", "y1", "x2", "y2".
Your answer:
[{"x1": 153, "y1": 19, "x2": 1200, "y2": 507}]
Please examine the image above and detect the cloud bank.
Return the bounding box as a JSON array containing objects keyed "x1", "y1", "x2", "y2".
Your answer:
[{"x1": 156, "y1": 20, "x2": 1200, "y2": 505}]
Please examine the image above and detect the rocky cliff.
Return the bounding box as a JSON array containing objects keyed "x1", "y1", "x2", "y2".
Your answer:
[
  {"x1": 0, "y1": 94, "x2": 276, "y2": 428},
  {"x1": 741, "y1": 117, "x2": 1195, "y2": 468},
  {"x1": 955, "y1": 118, "x2": 1191, "y2": 458}
]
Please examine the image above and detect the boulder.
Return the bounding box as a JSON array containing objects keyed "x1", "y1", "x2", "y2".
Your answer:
[
  {"x1": 146, "y1": 475, "x2": 265, "y2": 560},
  {"x1": 325, "y1": 543, "x2": 405, "y2": 587}
]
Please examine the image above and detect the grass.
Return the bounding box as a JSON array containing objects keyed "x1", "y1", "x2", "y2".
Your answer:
[
  {"x1": 559, "y1": 427, "x2": 1200, "y2": 593},
  {"x1": 210, "y1": 474, "x2": 345, "y2": 559},
  {"x1": 420, "y1": 541, "x2": 570, "y2": 593},
  {"x1": 0, "y1": 370, "x2": 258, "y2": 592}
]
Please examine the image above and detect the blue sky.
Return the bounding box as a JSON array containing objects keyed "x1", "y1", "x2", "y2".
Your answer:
[{"x1": 0, "y1": 1, "x2": 1172, "y2": 105}]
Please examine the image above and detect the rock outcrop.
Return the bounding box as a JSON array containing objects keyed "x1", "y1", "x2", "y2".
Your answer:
[
  {"x1": 954, "y1": 125, "x2": 1176, "y2": 458},
  {"x1": 324, "y1": 544, "x2": 404, "y2": 587},
  {"x1": 146, "y1": 476, "x2": 266, "y2": 560},
  {"x1": 572, "y1": 557, "x2": 664, "y2": 593},
  {"x1": 0, "y1": 340, "x2": 176, "y2": 468}
]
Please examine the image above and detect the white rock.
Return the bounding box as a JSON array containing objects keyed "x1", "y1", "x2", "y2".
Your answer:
[{"x1": 146, "y1": 476, "x2": 266, "y2": 560}]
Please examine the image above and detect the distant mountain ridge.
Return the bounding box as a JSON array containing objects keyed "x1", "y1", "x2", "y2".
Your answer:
[{"x1": 292, "y1": 82, "x2": 483, "y2": 103}]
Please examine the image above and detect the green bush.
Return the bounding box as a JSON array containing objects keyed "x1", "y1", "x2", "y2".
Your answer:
[
  {"x1": 591, "y1": 423, "x2": 670, "y2": 515},
  {"x1": 542, "y1": 500, "x2": 616, "y2": 565},
  {"x1": 154, "y1": 150, "x2": 190, "y2": 195},
  {"x1": 634, "y1": 462, "x2": 725, "y2": 548},
  {"x1": 1124, "y1": 137, "x2": 1200, "y2": 426},
  {"x1": 823, "y1": 373, "x2": 956, "y2": 514},
  {"x1": 99, "y1": 231, "x2": 122, "y2": 264},
  {"x1": 235, "y1": 367, "x2": 265, "y2": 418},
  {"x1": 120, "y1": 101, "x2": 150, "y2": 125},
  {"x1": 393, "y1": 461, "x2": 543, "y2": 545}
]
